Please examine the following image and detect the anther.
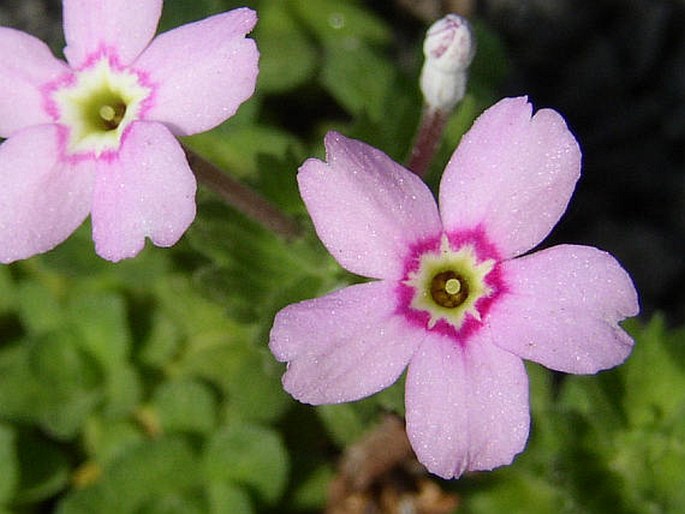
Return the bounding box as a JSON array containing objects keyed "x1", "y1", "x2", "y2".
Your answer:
[
  {"x1": 430, "y1": 270, "x2": 468, "y2": 308},
  {"x1": 99, "y1": 102, "x2": 127, "y2": 130}
]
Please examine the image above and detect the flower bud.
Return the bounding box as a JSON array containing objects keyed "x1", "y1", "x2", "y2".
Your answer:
[{"x1": 420, "y1": 14, "x2": 475, "y2": 112}]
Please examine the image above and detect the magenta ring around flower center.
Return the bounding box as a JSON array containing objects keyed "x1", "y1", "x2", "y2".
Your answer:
[
  {"x1": 40, "y1": 45, "x2": 158, "y2": 164},
  {"x1": 395, "y1": 225, "x2": 507, "y2": 345}
]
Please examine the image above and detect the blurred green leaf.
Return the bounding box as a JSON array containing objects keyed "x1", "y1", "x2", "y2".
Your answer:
[
  {"x1": 185, "y1": 124, "x2": 303, "y2": 179},
  {"x1": 157, "y1": 0, "x2": 224, "y2": 32},
  {"x1": 290, "y1": 0, "x2": 391, "y2": 46},
  {"x1": 152, "y1": 379, "x2": 218, "y2": 434},
  {"x1": 178, "y1": 337, "x2": 289, "y2": 424},
  {"x1": 188, "y1": 201, "x2": 339, "y2": 324},
  {"x1": 28, "y1": 332, "x2": 103, "y2": 438},
  {"x1": 467, "y1": 20, "x2": 510, "y2": 99},
  {"x1": 0, "y1": 333, "x2": 102, "y2": 439},
  {"x1": 0, "y1": 424, "x2": 17, "y2": 504},
  {"x1": 66, "y1": 289, "x2": 130, "y2": 371},
  {"x1": 16, "y1": 280, "x2": 63, "y2": 335},
  {"x1": 317, "y1": 403, "x2": 367, "y2": 448},
  {"x1": 136, "y1": 493, "x2": 205, "y2": 514},
  {"x1": 58, "y1": 437, "x2": 199, "y2": 514},
  {"x1": 320, "y1": 43, "x2": 397, "y2": 123},
  {"x1": 14, "y1": 431, "x2": 70, "y2": 505},
  {"x1": 462, "y1": 472, "x2": 563, "y2": 514},
  {"x1": 102, "y1": 364, "x2": 143, "y2": 418},
  {"x1": 0, "y1": 266, "x2": 14, "y2": 314},
  {"x1": 290, "y1": 464, "x2": 335, "y2": 511},
  {"x1": 204, "y1": 424, "x2": 289, "y2": 505},
  {"x1": 82, "y1": 418, "x2": 144, "y2": 467},
  {"x1": 255, "y1": 0, "x2": 317, "y2": 93},
  {"x1": 622, "y1": 316, "x2": 685, "y2": 428},
  {"x1": 205, "y1": 482, "x2": 254, "y2": 514}
]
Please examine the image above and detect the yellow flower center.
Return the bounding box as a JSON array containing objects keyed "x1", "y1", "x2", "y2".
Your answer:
[
  {"x1": 51, "y1": 56, "x2": 151, "y2": 157},
  {"x1": 405, "y1": 234, "x2": 495, "y2": 330}
]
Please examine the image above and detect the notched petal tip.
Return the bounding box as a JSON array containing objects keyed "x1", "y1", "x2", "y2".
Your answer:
[
  {"x1": 229, "y1": 6, "x2": 259, "y2": 33},
  {"x1": 440, "y1": 96, "x2": 582, "y2": 259}
]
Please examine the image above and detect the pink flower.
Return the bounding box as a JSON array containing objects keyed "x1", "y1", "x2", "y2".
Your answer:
[
  {"x1": 269, "y1": 97, "x2": 639, "y2": 479},
  {"x1": 0, "y1": 0, "x2": 258, "y2": 262}
]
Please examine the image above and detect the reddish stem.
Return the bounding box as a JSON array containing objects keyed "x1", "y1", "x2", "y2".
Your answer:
[
  {"x1": 184, "y1": 146, "x2": 301, "y2": 241},
  {"x1": 406, "y1": 107, "x2": 447, "y2": 178}
]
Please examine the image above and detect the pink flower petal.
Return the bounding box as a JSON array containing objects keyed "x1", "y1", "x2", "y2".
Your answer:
[
  {"x1": 0, "y1": 125, "x2": 94, "y2": 263},
  {"x1": 488, "y1": 244, "x2": 639, "y2": 374},
  {"x1": 298, "y1": 132, "x2": 443, "y2": 280},
  {"x1": 62, "y1": 0, "x2": 163, "y2": 67},
  {"x1": 0, "y1": 28, "x2": 70, "y2": 137},
  {"x1": 134, "y1": 8, "x2": 258, "y2": 136},
  {"x1": 405, "y1": 333, "x2": 529, "y2": 479},
  {"x1": 90, "y1": 121, "x2": 196, "y2": 262},
  {"x1": 439, "y1": 97, "x2": 581, "y2": 259},
  {"x1": 270, "y1": 281, "x2": 423, "y2": 404}
]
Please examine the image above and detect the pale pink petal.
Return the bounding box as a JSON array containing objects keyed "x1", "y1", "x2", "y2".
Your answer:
[
  {"x1": 405, "y1": 334, "x2": 529, "y2": 479},
  {"x1": 62, "y1": 0, "x2": 162, "y2": 67},
  {"x1": 0, "y1": 125, "x2": 94, "y2": 263},
  {"x1": 270, "y1": 281, "x2": 423, "y2": 404},
  {"x1": 134, "y1": 8, "x2": 258, "y2": 136},
  {"x1": 298, "y1": 132, "x2": 443, "y2": 280},
  {"x1": 439, "y1": 97, "x2": 581, "y2": 259},
  {"x1": 0, "y1": 28, "x2": 70, "y2": 137},
  {"x1": 488, "y1": 244, "x2": 639, "y2": 374},
  {"x1": 90, "y1": 121, "x2": 196, "y2": 262}
]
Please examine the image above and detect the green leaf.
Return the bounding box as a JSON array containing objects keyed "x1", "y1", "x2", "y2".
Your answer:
[
  {"x1": 188, "y1": 201, "x2": 340, "y2": 324},
  {"x1": 14, "y1": 431, "x2": 70, "y2": 505},
  {"x1": 290, "y1": 464, "x2": 334, "y2": 511},
  {"x1": 66, "y1": 289, "x2": 131, "y2": 372},
  {"x1": 0, "y1": 424, "x2": 17, "y2": 504},
  {"x1": 157, "y1": 0, "x2": 224, "y2": 32},
  {"x1": 622, "y1": 316, "x2": 685, "y2": 428},
  {"x1": 27, "y1": 331, "x2": 103, "y2": 438},
  {"x1": 291, "y1": 0, "x2": 391, "y2": 46},
  {"x1": 152, "y1": 379, "x2": 218, "y2": 434},
  {"x1": 177, "y1": 338, "x2": 289, "y2": 423},
  {"x1": 611, "y1": 427, "x2": 685, "y2": 512},
  {"x1": 467, "y1": 20, "x2": 510, "y2": 98},
  {"x1": 136, "y1": 493, "x2": 205, "y2": 514},
  {"x1": 138, "y1": 310, "x2": 184, "y2": 369},
  {"x1": 0, "y1": 333, "x2": 102, "y2": 438},
  {"x1": 316, "y1": 403, "x2": 367, "y2": 447},
  {"x1": 185, "y1": 124, "x2": 303, "y2": 179},
  {"x1": 58, "y1": 437, "x2": 199, "y2": 514},
  {"x1": 102, "y1": 364, "x2": 143, "y2": 418},
  {"x1": 0, "y1": 266, "x2": 14, "y2": 314},
  {"x1": 205, "y1": 482, "x2": 254, "y2": 514},
  {"x1": 255, "y1": 1, "x2": 317, "y2": 92},
  {"x1": 203, "y1": 424, "x2": 289, "y2": 504},
  {"x1": 16, "y1": 280, "x2": 63, "y2": 335},
  {"x1": 320, "y1": 43, "x2": 396, "y2": 123},
  {"x1": 463, "y1": 472, "x2": 563, "y2": 514},
  {"x1": 82, "y1": 418, "x2": 144, "y2": 467}
]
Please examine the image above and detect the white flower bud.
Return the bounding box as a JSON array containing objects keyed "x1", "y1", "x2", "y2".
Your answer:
[{"x1": 420, "y1": 14, "x2": 475, "y2": 112}]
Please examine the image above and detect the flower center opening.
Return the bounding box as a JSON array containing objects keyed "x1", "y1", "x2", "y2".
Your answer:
[
  {"x1": 431, "y1": 270, "x2": 468, "y2": 308},
  {"x1": 402, "y1": 233, "x2": 499, "y2": 332},
  {"x1": 48, "y1": 55, "x2": 152, "y2": 157},
  {"x1": 79, "y1": 87, "x2": 129, "y2": 133}
]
